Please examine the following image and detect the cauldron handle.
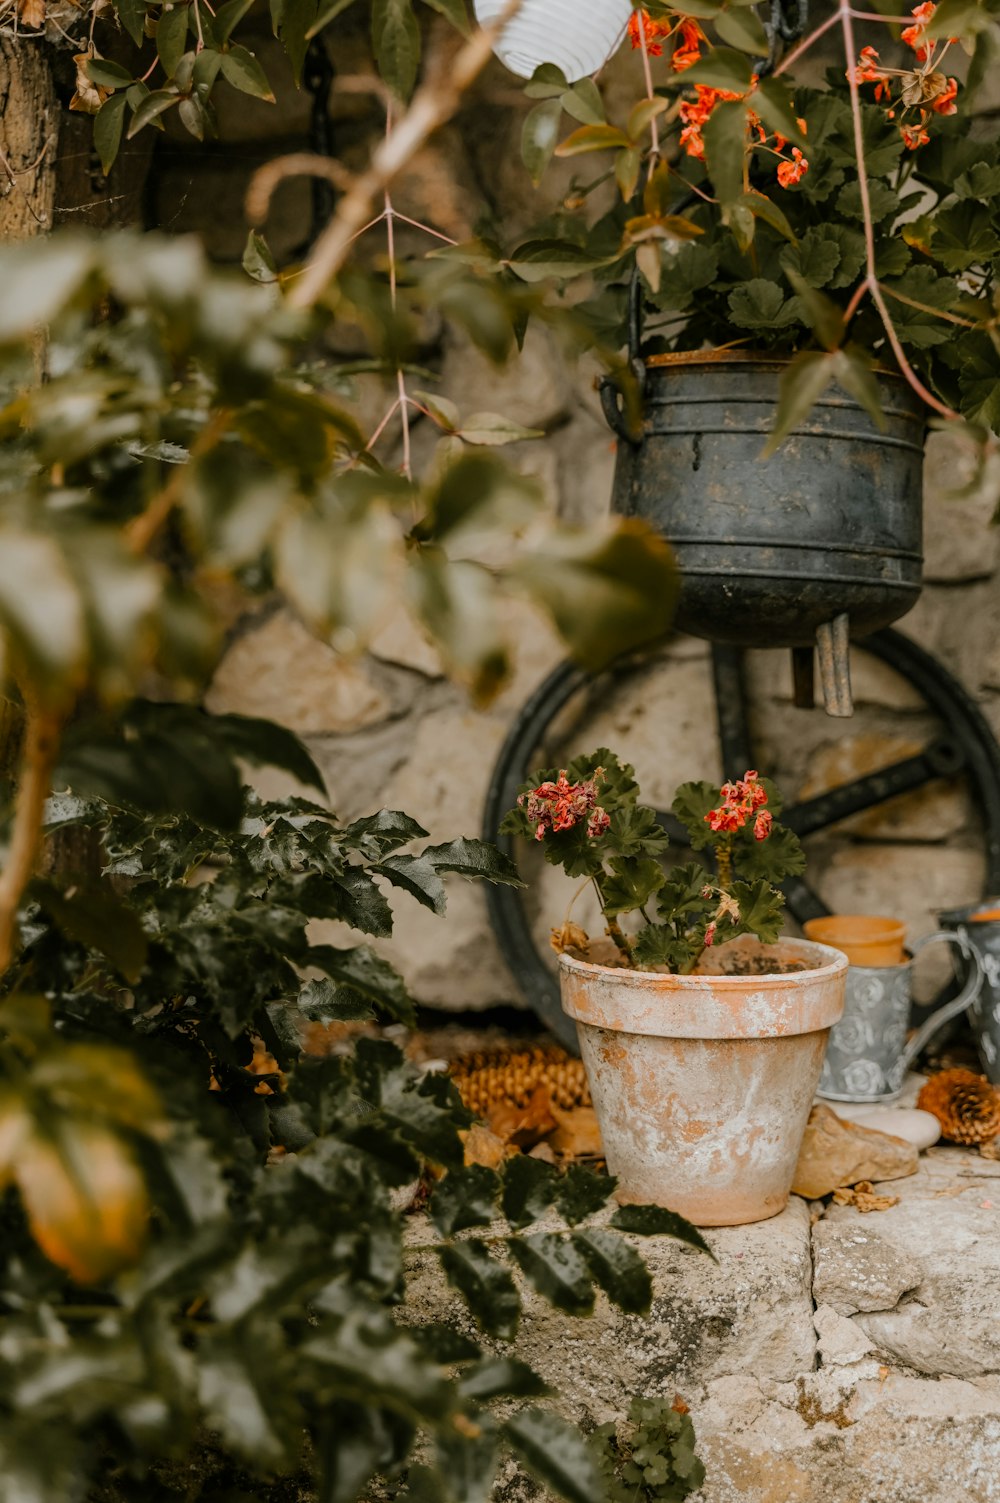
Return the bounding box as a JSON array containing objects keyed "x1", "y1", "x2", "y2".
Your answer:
[{"x1": 598, "y1": 267, "x2": 647, "y2": 443}]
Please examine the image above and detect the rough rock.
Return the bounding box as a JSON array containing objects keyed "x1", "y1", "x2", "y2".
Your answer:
[
  {"x1": 403, "y1": 1196, "x2": 817, "y2": 1421},
  {"x1": 827, "y1": 1145, "x2": 1000, "y2": 1378},
  {"x1": 207, "y1": 608, "x2": 389, "y2": 735},
  {"x1": 812, "y1": 1221, "x2": 923, "y2": 1317},
  {"x1": 792, "y1": 1104, "x2": 919, "y2": 1199},
  {"x1": 923, "y1": 428, "x2": 1000, "y2": 583},
  {"x1": 832, "y1": 1105, "x2": 941, "y2": 1150},
  {"x1": 813, "y1": 1303, "x2": 876, "y2": 1366}
]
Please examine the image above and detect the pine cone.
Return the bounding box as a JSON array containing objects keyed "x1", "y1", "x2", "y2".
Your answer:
[
  {"x1": 916, "y1": 1068, "x2": 1000, "y2": 1145},
  {"x1": 449, "y1": 1046, "x2": 591, "y2": 1118}
]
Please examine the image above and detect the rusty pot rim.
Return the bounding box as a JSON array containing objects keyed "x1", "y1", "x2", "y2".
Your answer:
[
  {"x1": 643, "y1": 348, "x2": 907, "y2": 383},
  {"x1": 558, "y1": 938, "x2": 847, "y2": 1040},
  {"x1": 557, "y1": 937, "x2": 847, "y2": 987}
]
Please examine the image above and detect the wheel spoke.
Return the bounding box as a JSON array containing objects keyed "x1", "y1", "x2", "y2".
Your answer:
[
  {"x1": 782, "y1": 736, "x2": 965, "y2": 838},
  {"x1": 712, "y1": 645, "x2": 754, "y2": 773}
]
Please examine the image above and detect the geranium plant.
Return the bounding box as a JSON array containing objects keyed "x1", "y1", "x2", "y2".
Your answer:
[
  {"x1": 501, "y1": 750, "x2": 805, "y2": 973},
  {"x1": 519, "y1": 0, "x2": 1000, "y2": 448}
]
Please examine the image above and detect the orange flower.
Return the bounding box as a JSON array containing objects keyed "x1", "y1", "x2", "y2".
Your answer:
[
  {"x1": 777, "y1": 147, "x2": 809, "y2": 187},
  {"x1": 627, "y1": 9, "x2": 673, "y2": 55},
  {"x1": 705, "y1": 771, "x2": 771, "y2": 833},
  {"x1": 901, "y1": 0, "x2": 936, "y2": 61},
  {"x1": 671, "y1": 17, "x2": 703, "y2": 71},
  {"x1": 519, "y1": 770, "x2": 609, "y2": 841},
  {"x1": 901, "y1": 121, "x2": 930, "y2": 149},
  {"x1": 930, "y1": 76, "x2": 958, "y2": 114}
]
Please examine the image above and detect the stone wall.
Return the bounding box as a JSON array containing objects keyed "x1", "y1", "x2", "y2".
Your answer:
[{"x1": 147, "y1": 20, "x2": 1000, "y2": 1018}]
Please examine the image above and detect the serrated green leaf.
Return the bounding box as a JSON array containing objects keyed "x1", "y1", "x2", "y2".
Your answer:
[
  {"x1": 554, "y1": 1165, "x2": 615, "y2": 1226},
  {"x1": 457, "y1": 1356, "x2": 548, "y2": 1401},
  {"x1": 430, "y1": 1165, "x2": 499, "y2": 1237},
  {"x1": 610, "y1": 1203, "x2": 714, "y2": 1257},
  {"x1": 572, "y1": 1228, "x2": 653, "y2": 1314},
  {"x1": 507, "y1": 1232, "x2": 594, "y2": 1314},
  {"x1": 437, "y1": 1241, "x2": 521, "y2": 1339},
  {"x1": 504, "y1": 1408, "x2": 605, "y2": 1503},
  {"x1": 502, "y1": 1154, "x2": 559, "y2": 1228}
]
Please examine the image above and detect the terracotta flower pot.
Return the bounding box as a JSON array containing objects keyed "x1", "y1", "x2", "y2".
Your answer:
[
  {"x1": 558, "y1": 936, "x2": 847, "y2": 1227},
  {"x1": 803, "y1": 913, "x2": 906, "y2": 967}
]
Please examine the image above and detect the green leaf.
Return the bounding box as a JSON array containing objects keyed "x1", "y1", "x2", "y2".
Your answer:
[
  {"x1": 828, "y1": 347, "x2": 886, "y2": 430},
  {"x1": 739, "y1": 190, "x2": 796, "y2": 244},
  {"x1": 600, "y1": 855, "x2": 666, "y2": 917},
  {"x1": 573, "y1": 1228, "x2": 653, "y2": 1314},
  {"x1": 753, "y1": 76, "x2": 806, "y2": 146},
  {"x1": 415, "y1": 451, "x2": 542, "y2": 538},
  {"x1": 504, "y1": 1408, "x2": 606, "y2": 1503},
  {"x1": 430, "y1": 1165, "x2": 499, "y2": 1237},
  {"x1": 563, "y1": 77, "x2": 604, "y2": 126},
  {"x1": 457, "y1": 1357, "x2": 548, "y2": 1401},
  {"x1": 30, "y1": 879, "x2": 148, "y2": 983},
  {"x1": 424, "y1": 837, "x2": 521, "y2": 885},
  {"x1": 221, "y1": 44, "x2": 276, "y2": 101},
  {"x1": 512, "y1": 519, "x2": 677, "y2": 671},
  {"x1": 280, "y1": 0, "x2": 319, "y2": 79},
  {"x1": 0, "y1": 531, "x2": 84, "y2": 689},
  {"x1": 522, "y1": 99, "x2": 563, "y2": 185},
  {"x1": 372, "y1": 0, "x2": 420, "y2": 98},
  {"x1": 437, "y1": 1240, "x2": 521, "y2": 1340},
  {"x1": 127, "y1": 89, "x2": 181, "y2": 139},
  {"x1": 507, "y1": 1232, "x2": 595, "y2": 1315},
  {"x1": 715, "y1": 6, "x2": 768, "y2": 52},
  {"x1": 156, "y1": 4, "x2": 191, "y2": 76},
  {"x1": 703, "y1": 98, "x2": 750, "y2": 206},
  {"x1": 206, "y1": 711, "x2": 326, "y2": 793},
  {"x1": 523, "y1": 62, "x2": 568, "y2": 99},
  {"x1": 502, "y1": 1154, "x2": 559, "y2": 1228},
  {"x1": 306, "y1": 0, "x2": 359, "y2": 36},
  {"x1": 762, "y1": 350, "x2": 837, "y2": 456},
  {"x1": 376, "y1": 853, "x2": 447, "y2": 914},
  {"x1": 554, "y1": 1165, "x2": 615, "y2": 1226},
  {"x1": 86, "y1": 57, "x2": 136, "y2": 87},
  {"x1": 683, "y1": 46, "x2": 753, "y2": 92},
  {"x1": 610, "y1": 1203, "x2": 715, "y2": 1257},
  {"x1": 782, "y1": 268, "x2": 844, "y2": 352},
  {"x1": 727, "y1": 278, "x2": 801, "y2": 332},
  {"x1": 216, "y1": 0, "x2": 258, "y2": 39},
  {"x1": 505, "y1": 239, "x2": 612, "y2": 282},
  {"x1": 308, "y1": 945, "x2": 416, "y2": 1025},
  {"x1": 112, "y1": 0, "x2": 145, "y2": 44},
  {"x1": 93, "y1": 93, "x2": 129, "y2": 175},
  {"x1": 242, "y1": 229, "x2": 278, "y2": 283},
  {"x1": 554, "y1": 123, "x2": 630, "y2": 157},
  {"x1": 728, "y1": 878, "x2": 784, "y2": 945},
  {"x1": 670, "y1": 780, "x2": 721, "y2": 850}
]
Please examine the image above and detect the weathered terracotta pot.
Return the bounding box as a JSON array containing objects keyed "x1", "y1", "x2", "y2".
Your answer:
[{"x1": 558, "y1": 937, "x2": 847, "y2": 1227}]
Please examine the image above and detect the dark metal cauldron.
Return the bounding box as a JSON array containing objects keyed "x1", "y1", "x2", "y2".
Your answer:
[{"x1": 599, "y1": 350, "x2": 926, "y2": 716}]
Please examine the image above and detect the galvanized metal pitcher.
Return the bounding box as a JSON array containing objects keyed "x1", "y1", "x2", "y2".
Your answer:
[
  {"x1": 818, "y1": 930, "x2": 983, "y2": 1103},
  {"x1": 939, "y1": 904, "x2": 1000, "y2": 1085}
]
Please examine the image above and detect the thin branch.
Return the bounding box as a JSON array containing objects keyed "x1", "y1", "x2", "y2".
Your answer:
[
  {"x1": 288, "y1": 0, "x2": 526, "y2": 310},
  {"x1": 838, "y1": 0, "x2": 959, "y2": 422},
  {"x1": 0, "y1": 692, "x2": 63, "y2": 975},
  {"x1": 246, "y1": 153, "x2": 354, "y2": 228},
  {"x1": 636, "y1": 10, "x2": 660, "y2": 176}
]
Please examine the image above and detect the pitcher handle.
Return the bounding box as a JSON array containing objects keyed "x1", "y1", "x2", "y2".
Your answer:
[{"x1": 900, "y1": 929, "x2": 984, "y2": 1072}]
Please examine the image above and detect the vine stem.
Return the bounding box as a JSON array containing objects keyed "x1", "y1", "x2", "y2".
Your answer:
[
  {"x1": 383, "y1": 110, "x2": 412, "y2": 481},
  {"x1": 635, "y1": 10, "x2": 660, "y2": 176},
  {"x1": 837, "y1": 0, "x2": 959, "y2": 422},
  {"x1": 0, "y1": 689, "x2": 63, "y2": 976},
  {"x1": 592, "y1": 874, "x2": 634, "y2": 967},
  {"x1": 288, "y1": 0, "x2": 526, "y2": 310}
]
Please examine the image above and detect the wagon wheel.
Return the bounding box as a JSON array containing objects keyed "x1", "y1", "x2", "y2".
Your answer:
[{"x1": 482, "y1": 629, "x2": 1000, "y2": 1051}]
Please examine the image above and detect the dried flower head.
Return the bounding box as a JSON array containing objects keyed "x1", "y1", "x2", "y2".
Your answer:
[{"x1": 518, "y1": 769, "x2": 609, "y2": 842}]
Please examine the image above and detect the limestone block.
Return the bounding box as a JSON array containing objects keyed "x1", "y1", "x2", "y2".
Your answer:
[
  {"x1": 923, "y1": 429, "x2": 1000, "y2": 583},
  {"x1": 826, "y1": 1147, "x2": 1000, "y2": 1378},
  {"x1": 812, "y1": 1221, "x2": 923, "y2": 1317},
  {"x1": 438, "y1": 326, "x2": 575, "y2": 431},
  {"x1": 368, "y1": 604, "x2": 444, "y2": 680},
  {"x1": 403, "y1": 1197, "x2": 817, "y2": 1426},
  {"x1": 207, "y1": 608, "x2": 389, "y2": 735},
  {"x1": 813, "y1": 1304, "x2": 876, "y2": 1366}
]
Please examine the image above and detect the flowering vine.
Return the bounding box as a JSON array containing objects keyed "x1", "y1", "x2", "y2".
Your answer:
[{"x1": 851, "y1": 2, "x2": 959, "y2": 151}]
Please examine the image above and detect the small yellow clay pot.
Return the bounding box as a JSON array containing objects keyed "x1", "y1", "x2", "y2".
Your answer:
[{"x1": 803, "y1": 914, "x2": 906, "y2": 968}]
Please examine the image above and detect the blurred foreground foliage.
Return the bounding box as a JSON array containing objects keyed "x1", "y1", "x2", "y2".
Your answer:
[{"x1": 0, "y1": 213, "x2": 686, "y2": 1499}]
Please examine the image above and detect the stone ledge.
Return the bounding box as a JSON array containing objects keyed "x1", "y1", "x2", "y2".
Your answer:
[{"x1": 401, "y1": 1143, "x2": 1000, "y2": 1502}]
